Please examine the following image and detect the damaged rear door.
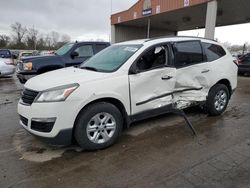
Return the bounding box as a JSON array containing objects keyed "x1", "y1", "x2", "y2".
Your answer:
[
  {"x1": 129, "y1": 44, "x2": 176, "y2": 115},
  {"x1": 171, "y1": 40, "x2": 211, "y2": 109}
]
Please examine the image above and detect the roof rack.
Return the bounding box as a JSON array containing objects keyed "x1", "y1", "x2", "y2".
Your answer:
[{"x1": 144, "y1": 36, "x2": 217, "y2": 43}]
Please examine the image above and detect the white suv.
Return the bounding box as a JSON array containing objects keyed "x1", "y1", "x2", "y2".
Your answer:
[{"x1": 18, "y1": 37, "x2": 238, "y2": 150}]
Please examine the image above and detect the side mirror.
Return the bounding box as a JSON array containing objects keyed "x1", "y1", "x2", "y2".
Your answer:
[{"x1": 70, "y1": 51, "x2": 79, "y2": 59}]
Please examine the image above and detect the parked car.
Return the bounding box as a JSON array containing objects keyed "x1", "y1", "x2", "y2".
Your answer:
[
  {"x1": 18, "y1": 37, "x2": 238, "y2": 150},
  {"x1": 16, "y1": 41, "x2": 110, "y2": 83},
  {"x1": 18, "y1": 51, "x2": 34, "y2": 59},
  {"x1": 0, "y1": 49, "x2": 15, "y2": 65},
  {"x1": 0, "y1": 58, "x2": 15, "y2": 76},
  {"x1": 238, "y1": 53, "x2": 250, "y2": 75},
  {"x1": 39, "y1": 50, "x2": 55, "y2": 56},
  {"x1": 14, "y1": 51, "x2": 34, "y2": 65}
]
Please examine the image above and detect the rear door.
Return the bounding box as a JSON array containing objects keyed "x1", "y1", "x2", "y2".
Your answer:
[
  {"x1": 172, "y1": 40, "x2": 210, "y2": 108},
  {"x1": 129, "y1": 44, "x2": 176, "y2": 115}
]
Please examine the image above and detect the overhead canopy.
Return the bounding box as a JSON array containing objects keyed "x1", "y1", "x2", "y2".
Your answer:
[{"x1": 111, "y1": 0, "x2": 250, "y2": 43}]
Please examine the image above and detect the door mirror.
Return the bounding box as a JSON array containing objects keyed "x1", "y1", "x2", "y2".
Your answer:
[{"x1": 70, "y1": 51, "x2": 79, "y2": 59}]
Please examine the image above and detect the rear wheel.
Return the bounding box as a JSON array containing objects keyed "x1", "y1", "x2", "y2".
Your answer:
[
  {"x1": 206, "y1": 84, "x2": 230, "y2": 116},
  {"x1": 74, "y1": 102, "x2": 123, "y2": 150}
]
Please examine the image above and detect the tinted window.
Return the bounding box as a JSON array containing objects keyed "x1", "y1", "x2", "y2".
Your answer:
[
  {"x1": 75, "y1": 45, "x2": 94, "y2": 57},
  {"x1": 81, "y1": 45, "x2": 141, "y2": 72},
  {"x1": 137, "y1": 46, "x2": 166, "y2": 72},
  {"x1": 202, "y1": 42, "x2": 226, "y2": 62},
  {"x1": 95, "y1": 44, "x2": 108, "y2": 53},
  {"x1": 174, "y1": 41, "x2": 203, "y2": 68}
]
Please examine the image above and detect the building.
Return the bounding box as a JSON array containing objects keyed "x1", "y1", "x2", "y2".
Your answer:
[{"x1": 111, "y1": 0, "x2": 250, "y2": 43}]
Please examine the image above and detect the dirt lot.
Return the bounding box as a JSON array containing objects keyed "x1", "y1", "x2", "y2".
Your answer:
[{"x1": 0, "y1": 76, "x2": 250, "y2": 188}]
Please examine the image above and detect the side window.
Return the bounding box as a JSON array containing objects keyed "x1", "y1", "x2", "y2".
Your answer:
[
  {"x1": 202, "y1": 42, "x2": 226, "y2": 62},
  {"x1": 173, "y1": 41, "x2": 203, "y2": 68},
  {"x1": 95, "y1": 44, "x2": 108, "y2": 53},
  {"x1": 74, "y1": 45, "x2": 94, "y2": 57},
  {"x1": 136, "y1": 46, "x2": 166, "y2": 72}
]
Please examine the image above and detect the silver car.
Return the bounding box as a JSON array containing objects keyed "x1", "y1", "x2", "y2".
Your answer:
[{"x1": 0, "y1": 58, "x2": 15, "y2": 76}]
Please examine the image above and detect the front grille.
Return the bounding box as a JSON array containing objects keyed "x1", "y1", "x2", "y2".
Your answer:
[
  {"x1": 20, "y1": 116, "x2": 28, "y2": 126},
  {"x1": 21, "y1": 89, "x2": 39, "y2": 105},
  {"x1": 31, "y1": 121, "x2": 55, "y2": 133}
]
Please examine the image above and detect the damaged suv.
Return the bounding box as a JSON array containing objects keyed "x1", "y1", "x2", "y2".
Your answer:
[{"x1": 18, "y1": 37, "x2": 238, "y2": 150}]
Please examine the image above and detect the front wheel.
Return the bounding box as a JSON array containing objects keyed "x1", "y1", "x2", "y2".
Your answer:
[
  {"x1": 74, "y1": 102, "x2": 123, "y2": 151},
  {"x1": 206, "y1": 84, "x2": 230, "y2": 116}
]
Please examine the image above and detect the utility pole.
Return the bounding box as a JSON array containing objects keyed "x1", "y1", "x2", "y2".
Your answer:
[
  {"x1": 147, "y1": 18, "x2": 151, "y2": 38},
  {"x1": 109, "y1": 0, "x2": 113, "y2": 43},
  {"x1": 243, "y1": 43, "x2": 246, "y2": 55}
]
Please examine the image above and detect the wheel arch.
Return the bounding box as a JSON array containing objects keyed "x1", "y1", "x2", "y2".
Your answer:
[
  {"x1": 73, "y1": 97, "x2": 130, "y2": 138},
  {"x1": 215, "y1": 79, "x2": 232, "y2": 98}
]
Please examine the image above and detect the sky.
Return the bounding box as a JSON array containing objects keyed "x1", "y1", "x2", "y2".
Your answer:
[{"x1": 0, "y1": 0, "x2": 249, "y2": 45}]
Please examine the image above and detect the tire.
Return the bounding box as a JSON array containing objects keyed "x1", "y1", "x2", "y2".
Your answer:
[
  {"x1": 74, "y1": 102, "x2": 123, "y2": 151},
  {"x1": 206, "y1": 84, "x2": 230, "y2": 116}
]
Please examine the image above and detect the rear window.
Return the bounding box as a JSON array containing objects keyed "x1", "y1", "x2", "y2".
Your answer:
[
  {"x1": 173, "y1": 41, "x2": 203, "y2": 68},
  {"x1": 202, "y1": 42, "x2": 226, "y2": 62}
]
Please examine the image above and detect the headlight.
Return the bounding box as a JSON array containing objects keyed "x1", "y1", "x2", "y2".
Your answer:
[
  {"x1": 35, "y1": 84, "x2": 79, "y2": 102},
  {"x1": 23, "y1": 62, "x2": 33, "y2": 71}
]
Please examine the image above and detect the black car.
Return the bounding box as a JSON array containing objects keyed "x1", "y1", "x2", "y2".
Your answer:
[
  {"x1": 0, "y1": 49, "x2": 15, "y2": 59},
  {"x1": 16, "y1": 41, "x2": 110, "y2": 83},
  {"x1": 238, "y1": 53, "x2": 250, "y2": 75}
]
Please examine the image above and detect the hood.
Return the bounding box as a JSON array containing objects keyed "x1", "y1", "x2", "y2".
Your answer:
[
  {"x1": 25, "y1": 67, "x2": 111, "y2": 91},
  {"x1": 21, "y1": 54, "x2": 58, "y2": 62}
]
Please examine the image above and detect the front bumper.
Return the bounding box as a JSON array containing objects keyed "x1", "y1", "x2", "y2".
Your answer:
[
  {"x1": 26, "y1": 126, "x2": 72, "y2": 146},
  {"x1": 18, "y1": 99, "x2": 82, "y2": 146},
  {"x1": 0, "y1": 65, "x2": 15, "y2": 76}
]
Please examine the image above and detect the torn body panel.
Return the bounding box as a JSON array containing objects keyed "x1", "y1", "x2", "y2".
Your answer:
[
  {"x1": 129, "y1": 63, "x2": 211, "y2": 114},
  {"x1": 173, "y1": 63, "x2": 210, "y2": 109}
]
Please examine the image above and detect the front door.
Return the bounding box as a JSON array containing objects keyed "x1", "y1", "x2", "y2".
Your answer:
[
  {"x1": 129, "y1": 45, "x2": 176, "y2": 115},
  {"x1": 66, "y1": 44, "x2": 94, "y2": 67}
]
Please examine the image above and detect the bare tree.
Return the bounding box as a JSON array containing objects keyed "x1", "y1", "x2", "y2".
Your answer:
[
  {"x1": 50, "y1": 31, "x2": 60, "y2": 48},
  {"x1": 61, "y1": 34, "x2": 71, "y2": 43},
  {"x1": 10, "y1": 22, "x2": 27, "y2": 46},
  {"x1": 26, "y1": 26, "x2": 39, "y2": 49},
  {"x1": 0, "y1": 34, "x2": 10, "y2": 47},
  {"x1": 44, "y1": 33, "x2": 52, "y2": 49}
]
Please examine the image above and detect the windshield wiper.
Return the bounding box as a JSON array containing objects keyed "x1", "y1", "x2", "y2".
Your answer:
[{"x1": 81, "y1": 66, "x2": 98, "y2": 72}]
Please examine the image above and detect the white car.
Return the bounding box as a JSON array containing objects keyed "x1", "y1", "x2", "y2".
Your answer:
[
  {"x1": 0, "y1": 58, "x2": 15, "y2": 76},
  {"x1": 18, "y1": 37, "x2": 238, "y2": 150}
]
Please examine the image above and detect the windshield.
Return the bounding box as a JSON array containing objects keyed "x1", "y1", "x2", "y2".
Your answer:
[
  {"x1": 55, "y1": 43, "x2": 74, "y2": 56},
  {"x1": 80, "y1": 44, "x2": 142, "y2": 72}
]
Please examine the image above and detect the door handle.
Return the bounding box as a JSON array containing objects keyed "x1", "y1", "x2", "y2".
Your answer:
[
  {"x1": 161, "y1": 75, "x2": 173, "y2": 80},
  {"x1": 201, "y1": 69, "x2": 210, "y2": 73}
]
